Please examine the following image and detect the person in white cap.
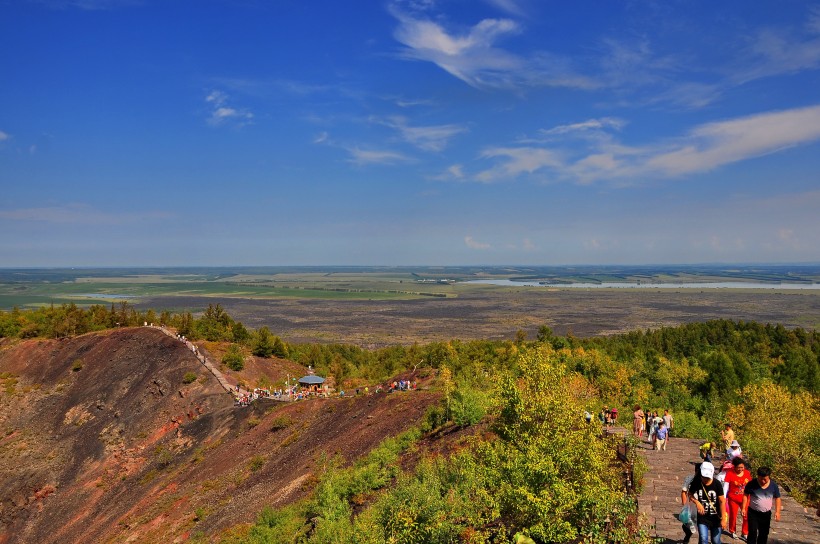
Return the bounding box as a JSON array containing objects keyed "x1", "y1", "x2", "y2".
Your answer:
[{"x1": 688, "y1": 462, "x2": 727, "y2": 543}]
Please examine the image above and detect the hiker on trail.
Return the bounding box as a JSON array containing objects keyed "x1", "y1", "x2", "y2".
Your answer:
[
  {"x1": 681, "y1": 463, "x2": 702, "y2": 544},
  {"x1": 663, "y1": 409, "x2": 674, "y2": 441},
  {"x1": 655, "y1": 421, "x2": 669, "y2": 451},
  {"x1": 721, "y1": 424, "x2": 735, "y2": 452},
  {"x1": 609, "y1": 407, "x2": 618, "y2": 426},
  {"x1": 742, "y1": 467, "x2": 781, "y2": 544},
  {"x1": 649, "y1": 412, "x2": 659, "y2": 447},
  {"x1": 633, "y1": 405, "x2": 644, "y2": 437},
  {"x1": 700, "y1": 442, "x2": 716, "y2": 463},
  {"x1": 723, "y1": 457, "x2": 752, "y2": 540},
  {"x1": 688, "y1": 462, "x2": 727, "y2": 544},
  {"x1": 727, "y1": 440, "x2": 742, "y2": 460}
]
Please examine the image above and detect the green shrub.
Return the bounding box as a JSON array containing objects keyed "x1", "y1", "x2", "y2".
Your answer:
[
  {"x1": 247, "y1": 505, "x2": 309, "y2": 543},
  {"x1": 182, "y1": 372, "x2": 197, "y2": 384},
  {"x1": 450, "y1": 385, "x2": 488, "y2": 427},
  {"x1": 222, "y1": 344, "x2": 245, "y2": 371},
  {"x1": 270, "y1": 415, "x2": 294, "y2": 432},
  {"x1": 71, "y1": 359, "x2": 83, "y2": 372},
  {"x1": 421, "y1": 405, "x2": 446, "y2": 432},
  {"x1": 673, "y1": 410, "x2": 715, "y2": 440}
]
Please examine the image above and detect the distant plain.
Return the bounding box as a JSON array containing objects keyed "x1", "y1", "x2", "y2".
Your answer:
[{"x1": 1, "y1": 266, "x2": 818, "y2": 345}]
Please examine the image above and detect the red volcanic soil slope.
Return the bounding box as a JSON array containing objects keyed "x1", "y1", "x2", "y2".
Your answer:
[{"x1": 0, "y1": 328, "x2": 439, "y2": 543}]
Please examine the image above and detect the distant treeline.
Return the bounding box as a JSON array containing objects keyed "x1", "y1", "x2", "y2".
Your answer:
[
  {"x1": 0, "y1": 302, "x2": 289, "y2": 361},
  {"x1": 2, "y1": 305, "x2": 817, "y2": 401}
]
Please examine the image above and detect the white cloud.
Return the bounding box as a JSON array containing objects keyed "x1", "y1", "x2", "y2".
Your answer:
[
  {"x1": 540, "y1": 117, "x2": 625, "y2": 137},
  {"x1": 476, "y1": 146, "x2": 563, "y2": 182},
  {"x1": 313, "y1": 131, "x2": 329, "y2": 144},
  {"x1": 346, "y1": 147, "x2": 410, "y2": 166},
  {"x1": 731, "y1": 25, "x2": 820, "y2": 84},
  {"x1": 374, "y1": 116, "x2": 467, "y2": 151},
  {"x1": 0, "y1": 131, "x2": 9, "y2": 141},
  {"x1": 205, "y1": 90, "x2": 253, "y2": 127},
  {"x1": 522, "y1": 238, "x2": 535, "y2": 251},
  {"x1": 643, "y1": 104, "x2": 820, "y2": 177},
  {"x1": 809, "y1": 7, "x2": 820, "y2": 35},
  {"x1": 394, "y1": 97, "x2": 435, "y2": 108},
  {"x1": 429, "y1": 164, "x2": 465, "y2": 181},
  {"x1": 446, "y1": 164, "x2": 464, "y2": 179},
  {"x1": 390, "y1": 7, "x2": 596, "y2": 90},
  {"x1": 206, "y1": 90, "x2": 227, "y2": 105},
  {"x1": 474, "y1": 104, "x2": 820, "y2": 184},
  {"x1": 0, "y1": 204, "x2": 170, "y2": 225},
  {"x1": 465, "y1": 236, "x2": 491, "y2": 249}
]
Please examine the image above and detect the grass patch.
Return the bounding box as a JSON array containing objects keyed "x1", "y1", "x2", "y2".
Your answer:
[
  {"x1": 248, "y1": 455, "x2": 266, "y2": 472},
  {"x1": 269, "y1": 415, "x2": 294, "y2": 432}
]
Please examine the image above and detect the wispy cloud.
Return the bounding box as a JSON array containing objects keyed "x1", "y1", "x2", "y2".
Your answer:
[
  {"x1": 205, "y1": 90, "x2": 253, "y2": 127},
  {"x1": 373, "y1": 116, "x2": 468, "y2": 151},
  {"x1": 474, "y1": 104, "x2": 820, "y2": 184},
  {"x1": 476, "y1": 146, "x2": 563, "y2": 183},
  {"x1": 809, "y1": 7, "x2": 820, "y2": 35},
  {"x1": 346, "y1": 147, "x2": 410, "y2": 166},
  {"x1": 465, "y1": 236, "x2": 491, "y2": 249},
  {"x1": 731, "y1": 25, "x2": 820, "y2": 85},
  {"x1": 0, "y1": 131, "x2": 9, "y2": 142},
  {"x1": 429, "y1": 164, "x2": 466, "y2": 181},
  {"x1": 539, "y1": 117, "x2": 625, "y2": 138},
  {"x1": 214, "y1": 77, "x2": 337, "y2": 98},
  {"x1": 393, "y1": 97, "x2": 436, "y2": 108},
  {"x1": 0, "y1": 204, "x2": 171, "y2": 225},
  {"x1": 641, "y1": 104, "x2": 820, "y2": 177},
  {"x1": 390, "y1": 6, "x2": 596, "y2": 90}
]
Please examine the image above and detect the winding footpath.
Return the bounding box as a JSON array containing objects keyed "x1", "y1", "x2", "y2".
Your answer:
[
  {"x1": 635, "y1": 434, "x2": 820, "y2": 544},
  {"x1": 149, "y1": 325, "x2": 236, "y2": 395}
]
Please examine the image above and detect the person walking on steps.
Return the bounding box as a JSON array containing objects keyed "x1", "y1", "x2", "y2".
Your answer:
[
  {"x1": 723, "y1": 457, "x2": 752, "y2": 541},
  {"x1": 742, "y1": 467, "x2": 781, "y2": 544},
  {"x1": 681, "y1": 463, "x2": 702, "y2": 543},
  {"x1": 655, "y1": 421, "x2": 669, "y2": 451},
  {"x1": 688, "y1": 462, "x2": 727, "y2": 544}
]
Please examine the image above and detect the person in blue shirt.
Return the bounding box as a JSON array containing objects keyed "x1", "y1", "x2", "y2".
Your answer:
[{"x1": 655, "y1": 421, "x2": 669, "y2": 451}]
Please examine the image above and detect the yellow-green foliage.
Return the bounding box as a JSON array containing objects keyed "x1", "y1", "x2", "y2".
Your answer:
[
  {"x1": 233, "y1": 345, "x2": 653, "y2": 544},
  {"x1": 486, "y1": 345, "x2": 647, "y2": 542},
  {"x1": 727, "y1": 382, "x2": 820, "y2": 504}
]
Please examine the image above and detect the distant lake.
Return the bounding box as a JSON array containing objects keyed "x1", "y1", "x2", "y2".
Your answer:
[{"x1": 464, "y1": 280, "x2": 820, "y2": 290}]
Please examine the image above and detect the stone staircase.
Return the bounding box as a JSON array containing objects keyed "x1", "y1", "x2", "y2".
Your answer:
[{"x1": 635, "y1": 434, "x2": 820, "y2": 543}]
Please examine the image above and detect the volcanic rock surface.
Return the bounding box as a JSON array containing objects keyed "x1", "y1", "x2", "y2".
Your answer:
[{"x1": 0, "y1": 328, "x2": 439, "y2": 543}]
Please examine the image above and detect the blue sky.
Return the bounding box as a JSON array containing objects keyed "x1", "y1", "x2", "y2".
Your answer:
[{"x1": 2, "y1": 0, "x2": 820, "y2": 266}]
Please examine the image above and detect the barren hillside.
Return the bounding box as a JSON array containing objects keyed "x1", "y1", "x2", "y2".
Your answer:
[{"x1": 0, "y1": 328, "x2": 439, "y2": 543}]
